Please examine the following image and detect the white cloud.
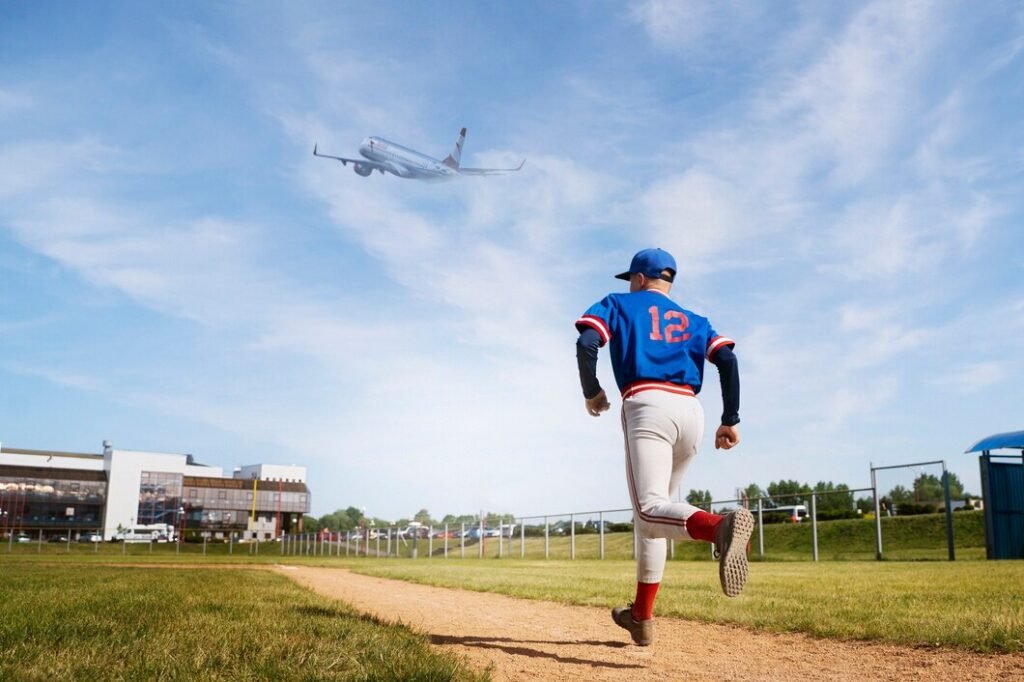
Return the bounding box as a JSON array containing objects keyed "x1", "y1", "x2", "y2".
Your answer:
[
  {"x1": 948, "y1": 362, "x2": 1006, "y2": 393},
  {"x1": 638, "y1": 170, "x2": 751, "y2": 275},
  {"x1": 762, "y1": 2, "x2": 939, "y2": 187},
  {"x1": 4, "y1": 362, "x2": 104, "y2": 393},
  {"x1": 629, "y1": 0, "x2": 764, "y2": 54},
  {"x1": 630, "y1": 0, "x2": 718, "y2": 49}
]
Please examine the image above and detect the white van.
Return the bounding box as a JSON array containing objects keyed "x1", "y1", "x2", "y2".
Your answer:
[{"x1": 769, "y1": 505, "x2": 807, "y2": 523}]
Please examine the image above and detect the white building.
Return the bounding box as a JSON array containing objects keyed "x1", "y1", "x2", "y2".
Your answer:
[{"x1": 0, "y1": 442, "x2": 310, "y2": 541}]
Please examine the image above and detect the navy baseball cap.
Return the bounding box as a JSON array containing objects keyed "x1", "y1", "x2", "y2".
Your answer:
[{"x1": 614, "y1": 248, "x2": 677, "y2": 281}]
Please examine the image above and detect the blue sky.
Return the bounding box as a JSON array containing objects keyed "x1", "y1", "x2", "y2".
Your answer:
[{"x1": 2, "y1": 1, "x2": 1022, "y2": 519}]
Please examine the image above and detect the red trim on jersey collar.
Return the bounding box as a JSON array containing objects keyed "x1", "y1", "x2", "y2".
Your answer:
[{"x1": 621, "y1": 381, "x2": 695, "y2": 399}]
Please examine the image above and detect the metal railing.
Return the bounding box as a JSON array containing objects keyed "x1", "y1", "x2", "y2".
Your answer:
[{"x1": 279, "y1": 479, "x2": 963, "y2": 562}]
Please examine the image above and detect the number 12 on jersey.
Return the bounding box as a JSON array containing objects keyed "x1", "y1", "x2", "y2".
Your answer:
[{"x1": 648, "y1": 306, "x2": 690, "y2": 342}]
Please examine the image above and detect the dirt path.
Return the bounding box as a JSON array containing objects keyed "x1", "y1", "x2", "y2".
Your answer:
[{"x1": 276, "y1": 565, "x2": 1024, "y2": 682}]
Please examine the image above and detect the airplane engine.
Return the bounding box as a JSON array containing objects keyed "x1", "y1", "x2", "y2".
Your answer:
[{"x1": 352, "y1": 162, "x2": 373, "y2": 177}]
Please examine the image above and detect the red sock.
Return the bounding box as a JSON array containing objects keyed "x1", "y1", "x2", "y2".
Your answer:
[
  {"x1": 685, "y1": 510, "x2": 723, "y2": 543},
  {"x1": 632, "y1": 581, "x2": 660, "y2": 621}
]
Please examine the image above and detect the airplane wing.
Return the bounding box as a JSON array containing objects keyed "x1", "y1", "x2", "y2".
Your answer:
[
  {"x1": 457, "y1": 159, "x2": 526, "y2": 176},
  {"x1": 312, "y1": 144, "x2": 388, "y2": 172}
]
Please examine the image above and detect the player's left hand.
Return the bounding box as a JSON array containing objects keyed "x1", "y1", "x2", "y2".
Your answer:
[
  {"x1": 715, "y1": 424, "x2": 740, "y2": 450},
  {"x1": 585, "y1": 390, "x2": 610, "y2": 417}
]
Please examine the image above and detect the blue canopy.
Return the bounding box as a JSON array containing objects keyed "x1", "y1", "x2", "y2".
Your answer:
[{"x1": 965, "y1": 430, "x2": 1024, "y2": 453}]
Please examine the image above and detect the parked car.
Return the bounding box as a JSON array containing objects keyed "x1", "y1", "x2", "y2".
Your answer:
[
  {"x1": 78, "y1": 532, "x2": 103, "y2": 543},
  {"x1": 15, "y1": 533, "x2": 32, "y2": 543},
  {"x1": 48, "y1": 534, "x2": 70, "y2": 543}
]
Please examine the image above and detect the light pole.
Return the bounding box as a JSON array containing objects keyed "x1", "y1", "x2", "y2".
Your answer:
[{"x1": 176, "y1": 506, "x2": 184, "y2": 554}]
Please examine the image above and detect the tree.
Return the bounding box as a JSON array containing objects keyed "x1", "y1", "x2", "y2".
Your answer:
[
  {"x1": 344, "y1": 506, "x2": 362, "y2": 527},
  {"x1": 686, "y1": 489, "x2": 712, "y2": 508},
  {"x1": 912, "y1": 472, "x2": 969, "y2": 502},
  {"x1": 813, "y1": 481, "x2": 853, "y2": 512},
  {"x1": 854, "y1": 495, "x2": 875, "y2": 513},
  {"x1": 742, "y1": 483, "x2": 765, "y2": 504},
  {"x1": 413, "y1": 509, "x2": 433, "y2": 525},
  {"x1": 888, "y1": 485, "x2": 913, "y2": 505},
  {"x1": 302, "y1": 515, "x2": 321, "y2": 532},
  {"x1": 766, "y1": 480, "x2": 811, "y2": 507}
]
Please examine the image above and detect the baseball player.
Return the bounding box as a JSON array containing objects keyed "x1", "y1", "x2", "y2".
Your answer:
[{"x1": 575, "y1": 247, "x2": 753, "y2": 647}]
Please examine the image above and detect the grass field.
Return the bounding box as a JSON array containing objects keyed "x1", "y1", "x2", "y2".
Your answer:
[
  {"x1": 0, "y1": 563, "x2": 487, "y2": 681},
  {"x1": 1, "y1": 510, "x2": 1017, "y2": 676}
]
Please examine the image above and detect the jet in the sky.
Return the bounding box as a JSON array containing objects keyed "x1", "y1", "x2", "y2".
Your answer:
[{"x1": 313, "y1": 128, "x2": 524, "y2": 180}]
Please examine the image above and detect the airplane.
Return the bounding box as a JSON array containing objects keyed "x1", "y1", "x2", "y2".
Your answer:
[{"x1": 313, "y1": 128, "x2": 524, "y2": 181}]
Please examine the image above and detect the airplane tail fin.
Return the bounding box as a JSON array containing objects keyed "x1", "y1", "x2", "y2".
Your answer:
[{"x1": 442, "y1": 127, "x2": 466, "y2": 169}]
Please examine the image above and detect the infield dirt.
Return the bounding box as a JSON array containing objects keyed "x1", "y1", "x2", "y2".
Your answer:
[{"x1": 278, "y1": 564, "x2": 1024, "y2": 682}]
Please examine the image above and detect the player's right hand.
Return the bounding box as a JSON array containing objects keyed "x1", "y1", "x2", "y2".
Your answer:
[
  {"x1": 585, "y1": 390, "x2": 610, "y2": 417},
  {"x1": 715, "y1": 424, "x2": 740, "y2": 449}
]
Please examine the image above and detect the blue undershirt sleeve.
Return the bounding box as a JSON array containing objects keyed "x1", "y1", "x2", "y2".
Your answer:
[
  {"x1": 575, "y1": 328, "x2": 603, "y2": 399},
  {"x1": 711, "y1": 345, "x2": 740, "y2": 426}
]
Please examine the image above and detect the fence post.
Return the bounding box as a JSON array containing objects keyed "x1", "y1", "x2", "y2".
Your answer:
[
  {"x1": 498, "y1": 523, "x2": 503, "y2": 559},
  {"x1": 570, "y1": 514, "x2": 575, "y2": 559},
  {"x1": 810, "y1": 493, "x2": 819, "y2": 562},
  {"x1": 444, "y1": 524, "x2": 449, "y2": 558},
  {"x1": 871, "y1": 466, "x2": 883, "y2": 560},
  {"x1": 599, "y1": 511, "x2": 605, "y2": 560},
  {"x1": 429, "y1": 526, "x2": 434, "y2": 559},
  {"x1": 943, "y1": 468, "x2": 956, "y2": 561},
  {"x1": 757, "y1": 498, "x2": 764, "y2": 558},
  {"x1": 520, "y1": 519, "x2": 526, "y2": 558},
  {"x1": 544, "y1": 516, "x2": 549, "y2": 560},
  {"x1": 203, "y1": 535, "x2": 207, "y2": 556},
  {"x1": 632, "y1": 514, "x2": 637, "y2": 560},
  {"x1": 461, "y1": 523, "x2": 465, "y2": 558}
]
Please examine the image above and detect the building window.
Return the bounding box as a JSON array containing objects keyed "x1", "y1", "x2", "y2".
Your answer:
[
  {"x1": 218, "y1": 490, "x2": 227, "y2": 500},
  {"x1": 190, "y1": 489, "x2": 198, "y2": 498}
]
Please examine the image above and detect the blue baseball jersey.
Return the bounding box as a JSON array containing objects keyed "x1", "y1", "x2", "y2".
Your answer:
[{"x1": 575, "y1": 290, "x2": 734, "y2": 397}]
